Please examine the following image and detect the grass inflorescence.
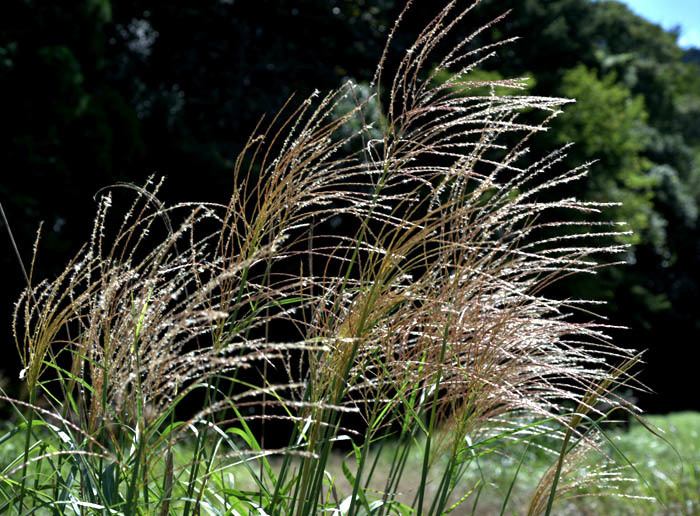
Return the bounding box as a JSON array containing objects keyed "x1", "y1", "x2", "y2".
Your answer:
[{"x1": 1, "y1": 1, "x2": 653, "y2": 514}]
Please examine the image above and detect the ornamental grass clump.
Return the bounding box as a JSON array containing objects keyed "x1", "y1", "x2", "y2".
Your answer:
[{"x1": 2, "y1": 1, "x2": 648, "y2": 514}]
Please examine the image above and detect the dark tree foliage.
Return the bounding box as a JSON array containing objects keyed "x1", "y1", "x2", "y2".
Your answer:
[{"x1": 1, "y1": 0, "x2": 699, "y2": 412}]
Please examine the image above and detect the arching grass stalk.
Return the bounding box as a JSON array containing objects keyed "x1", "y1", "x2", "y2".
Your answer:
[
  {"x1": 412, "y1": 325, "x2": 453, "y2": 516},
  {"x1": 1, "y1": 207, "x2": 63, "y2": 514},
  {"x1": 124, "y1": 288, "x2": 151, "y2": 513},
  {"x1": 15, "y1": 389, "x2": 35, "y2": 513},
  {"x1": 534, "y1": 353, "x2": 643, "y2": 516},
  {"x1": 1, "y1": 200, "x2": 37, "y2": 513}
]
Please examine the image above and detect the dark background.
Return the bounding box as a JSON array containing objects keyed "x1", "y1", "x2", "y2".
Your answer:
[{"x1": 2, "y1": 0, "x2": 699, "y2": 414}]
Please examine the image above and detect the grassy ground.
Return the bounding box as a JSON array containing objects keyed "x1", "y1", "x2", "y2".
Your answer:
[
  {"x1": 470, "y1": 411, "x2": 700, "y2": 514},
  {"x1": 594, "y1": 412, "x2": 700, "y2": 515},
  {"x1": 220, "y1": 412, "x2": 700, "y2": 515},
  {"x1": 1, "y1": 408, "x2": 696, "y2": 514}
]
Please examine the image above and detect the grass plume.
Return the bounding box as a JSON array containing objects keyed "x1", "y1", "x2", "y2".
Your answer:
[{"x1": 2, "y1": 1, "x2": 648, "y2": 514}]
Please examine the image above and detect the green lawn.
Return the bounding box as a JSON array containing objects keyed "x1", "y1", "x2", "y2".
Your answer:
[
  {"x1": 260, "y1": 412, "x2": 700, "y2": 515},
  {"x1": 196, "y1": 412, "x2": 700, "y2": 515},
  {"x1": 1, "y1": 410, "x2": 697, "y2": 514}
]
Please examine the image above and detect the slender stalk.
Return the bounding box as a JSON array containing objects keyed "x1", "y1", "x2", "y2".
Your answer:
[{"x1": 16, "y1": 389, "x2": 36, "y2": 513}]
